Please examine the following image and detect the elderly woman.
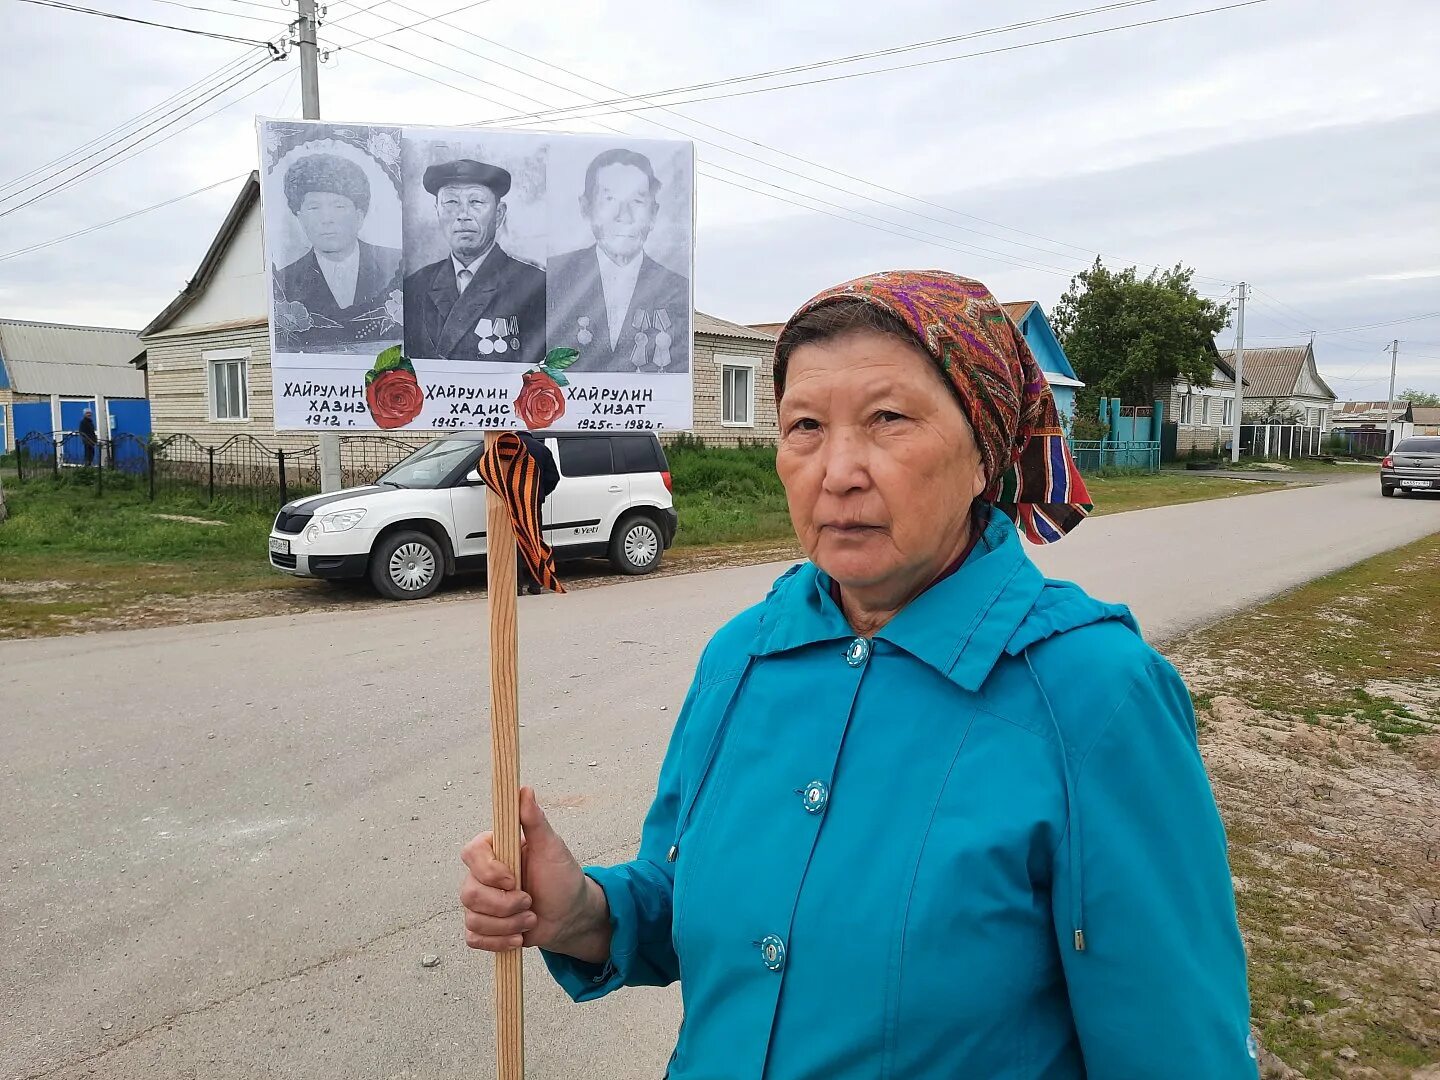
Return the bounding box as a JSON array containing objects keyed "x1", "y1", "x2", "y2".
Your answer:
[{"x1": 461, "y1": 272, "x2": 1255, "y2": 1077}]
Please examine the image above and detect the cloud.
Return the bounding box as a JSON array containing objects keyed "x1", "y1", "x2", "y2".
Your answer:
[{"x1": 3, "y1": 0, "x2": 1437, "y2": 391}]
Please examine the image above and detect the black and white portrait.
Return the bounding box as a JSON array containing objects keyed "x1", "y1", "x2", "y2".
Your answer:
[
  {"x1": 400, "y1": 131, "x2": 547, "y2": 366},
  {"x1": 547, "y1": 140, "x2": 693, "y2": 374},
  {"x1": 262, "y1": 123, "x2": 404, "y2": 355}
]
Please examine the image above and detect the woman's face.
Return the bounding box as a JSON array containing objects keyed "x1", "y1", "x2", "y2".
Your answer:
[{"x1": 777, "y1": 330, "x2": 988, "y2": 594}]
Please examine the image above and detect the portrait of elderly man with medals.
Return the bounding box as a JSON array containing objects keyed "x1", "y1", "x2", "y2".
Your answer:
[
  {"x1": 403, "y1": 158, "x2": 546, "y2": 366},
  {"x1": 548, "y1": 148, "x2": 690, "y2": 374}
]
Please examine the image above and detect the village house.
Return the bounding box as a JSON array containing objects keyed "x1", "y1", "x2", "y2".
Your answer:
[
  {"x1": 137, "y1": 174, "x2": 779, "y2": 453},
  {"x1": 0, "y1": 318, "x2": 147, "y2": 455}
]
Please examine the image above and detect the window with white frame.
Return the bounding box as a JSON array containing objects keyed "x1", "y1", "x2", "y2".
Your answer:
[
  {"x1": 1180, "y1": 394, "x2": 1194, "y2": 424},
  {"x1": 1198, "y1": 396, "x2": 1211, "y2": 426},
  {"x1": 1222, "y1": 397, "x2": 1234, "y2": 428},
  {"x1": 718, "y1": 357, "x2": 756, "y2": 427},
  {"x1": 207, "y1": 349, "x2": 250, "y2": 421}
]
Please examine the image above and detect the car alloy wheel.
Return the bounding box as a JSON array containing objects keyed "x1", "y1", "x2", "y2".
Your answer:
[{"x1": 389, "y1": 541, "x2": 437, "y2": 591}]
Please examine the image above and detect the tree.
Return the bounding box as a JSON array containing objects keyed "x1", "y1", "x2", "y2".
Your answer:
[
  {"x1": 1052, "y1": 259, "x2": 1230, "y2": 405},
  {"x1": 1401, "y1": 388, "x2": 1440, "y2": 407}
]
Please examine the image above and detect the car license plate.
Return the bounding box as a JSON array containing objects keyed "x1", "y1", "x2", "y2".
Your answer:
[
  {"x1": 1400, "y1": 480, "x2": 1431, "y2": 488},
  {"x1": 269, "y1": 537, "x2": 291, "y2": 554}
]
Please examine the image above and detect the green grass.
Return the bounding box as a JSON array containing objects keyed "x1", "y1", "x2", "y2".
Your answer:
[
  {"x1": 1084, "y1": 472, "x2": 1286, "y2": 514},
  {"x1": 0, "y1": 474, "x2": 299, "y2": 637}
]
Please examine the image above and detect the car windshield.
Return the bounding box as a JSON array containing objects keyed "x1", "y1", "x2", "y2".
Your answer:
[
  {"x1": 377, "y1": 439, "x2": 478, "y2": 489},
  {"x1": 1395, "y1": 437, "x2": 1440, "y2": 454}
]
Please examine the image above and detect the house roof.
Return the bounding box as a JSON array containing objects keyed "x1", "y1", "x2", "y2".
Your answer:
[
  {"x1": 0, "y1": 318, "x2": 145, "y2": 398},
  {"x1": 1218, "y1": 344, "x2": 1335, "y2": 401},
  {"x1": 746, "y1": 321, "x2": 788, "y2": 337},
  {"x1": 141, "y1": 172, "x2": 260, "y2": 339},
  {"x1": 1335, "y1": 399, "x2": 1410, "y2": 416},
  {"x1": 1001, "y1": 301, "x2": 1037, "y2": 323},
  {"x1": 696, "y1": 313, "x2": 776, "y2": 342},
  {"x1": 1412, "y1": 406, "x2": 1440, "y2": 426}
]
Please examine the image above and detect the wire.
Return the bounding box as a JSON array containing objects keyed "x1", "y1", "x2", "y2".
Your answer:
[
  {"x1": 1313, "y1": 312, "x2": 1440, "y2": 335},
  {"x1": 460, "y1": 26, "x2": 1238, "y2": 287},
  {"x1": 328, "y1": 0, "x2": 492, "y2": 48},
  {"x1": 0, "y1": 175, "x2": 248, "y2": 263},
  {"x1": 0, "y1": 57, "x2": 278, "y2": 219},
  {"x1": 479, "y1": 0, "x2": 1277, "y2": 126},
  {"x1": 16, "y1": 0, "x2": 280, "y2": 46},
  {"x1": 0, "y1": 51, "x2": 257, "y2": 198},
  {"x1": 337, "y1": 36, "x2": 1089, "y2": 280},
  {"x1": 133, "y1": 0, "x2": 288, "y2": 24},
  {"x1": 481, "y1": 0, "x2": 1167, "y2": 123}
]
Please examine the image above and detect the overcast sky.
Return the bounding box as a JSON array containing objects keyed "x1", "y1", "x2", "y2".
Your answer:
[{"x1": 3, "y1": 0, "x2": 1437, "y2": 396}]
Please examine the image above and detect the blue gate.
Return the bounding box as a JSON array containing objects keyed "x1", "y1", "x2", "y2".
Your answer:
[
  {"x1": 13, "y1": 401, "x2": 52, "y2": 442},
  {"x1": 107, "y1": 398, "x2": 152, "y2": 440},
  {"x1": 59, "y1": 398, "x2": 97, "y2": 466}
]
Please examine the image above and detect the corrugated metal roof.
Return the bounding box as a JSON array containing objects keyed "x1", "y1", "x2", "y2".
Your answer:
[
  {"x1": 695, "y1": 312, "x2": 777, "y2": 342},
  {"x1": 1001, "y1": 300, "x2": 1037, "y2": 323},
  {"x1": 0, "y1": 319, "x2": 145, "y2": 398},
  {"x1": 1412, "y1": 407, "x2": 1440, "y2": 426},
  {"x1": 1218, "y1": 345, "x2": 1334, "y2": 400}
]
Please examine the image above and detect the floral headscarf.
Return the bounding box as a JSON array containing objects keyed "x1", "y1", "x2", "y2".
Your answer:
[{"x1": 775, "y1": 270, "x2": 1092, "y2": 544}]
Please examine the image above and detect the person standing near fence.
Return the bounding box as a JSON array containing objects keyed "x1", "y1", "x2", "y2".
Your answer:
[
  {"x1": 78, "y1": 409, "x2": 97, "y2": 467},
  {"x1": 516, "y1": 431, "x2": 559, "y2": 595}
]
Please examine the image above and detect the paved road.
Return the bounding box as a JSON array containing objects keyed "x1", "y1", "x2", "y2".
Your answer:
[{"x1": 2, "y1": 477, "x2": 1435, "y2": 1080}]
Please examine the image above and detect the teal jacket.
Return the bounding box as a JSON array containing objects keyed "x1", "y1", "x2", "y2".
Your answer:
[{"x1": 546, "y1": 513, "x2": 1256, "y2": 1078}]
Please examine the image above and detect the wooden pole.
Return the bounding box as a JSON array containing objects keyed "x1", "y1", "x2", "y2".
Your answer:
[{"x1": 484, "y1": 431, "x2": 524, "y2": 1079}]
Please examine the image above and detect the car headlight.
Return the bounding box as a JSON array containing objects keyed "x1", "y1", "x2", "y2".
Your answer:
[{"x1": 320, "y1": 509, "x2": 367, "y2": 533}]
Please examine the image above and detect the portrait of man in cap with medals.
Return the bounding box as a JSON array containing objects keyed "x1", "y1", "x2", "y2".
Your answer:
[
  {"x1": 548, "y1": 148, "x2": 690, "y2": 374},
  {"x1": 402, "y1": 158, "x2": 546, "y2": 366}
]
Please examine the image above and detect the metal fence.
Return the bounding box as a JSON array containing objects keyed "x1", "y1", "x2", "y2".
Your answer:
[
  {"x1": 11, "y1": 430, "x2": 419, "y2": 510},
  {"x1": 1069, "y1": 439, "x2": 1162, "y2": 474},
  {"x1": 1238, "y1": 424, "x2": 1330, "y2": 459}
]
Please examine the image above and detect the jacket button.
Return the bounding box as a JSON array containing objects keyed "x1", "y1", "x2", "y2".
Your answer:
[
  {"x1": 759, "y1": 934, "x2": 786, "y2": 972},
  {"x1": 845, "y1": 638, "x2": 870, "y2": 667},
  {"x1": 801, "y1": 780, "x2": 828, "y2": 814}
]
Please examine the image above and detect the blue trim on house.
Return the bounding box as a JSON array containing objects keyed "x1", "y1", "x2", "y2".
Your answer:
[{"x1": 1012, "y1": 304, "x2": 1080, "y2": 381}]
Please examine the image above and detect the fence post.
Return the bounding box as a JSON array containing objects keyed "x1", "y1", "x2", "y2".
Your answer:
[
  {"x1": 96, "y1": 442, "x2": 104, "y2": 497},
  {"x1": 52, "y1": 436, "x2": 60, "y2": 479},
  {"x1": 208, "y1": 447, "x2": 216, "y2": 504},
  {"x1": 147, "y1": 445, "x2": 156, "y2": 501},
  {"x1": 277, "y1": 449, "x2": 288, "y2": 506}
]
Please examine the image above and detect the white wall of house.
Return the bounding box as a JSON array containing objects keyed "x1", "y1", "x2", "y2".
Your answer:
[{"x1": 170, "y1": 208, "x2": 267, "y2": 333}]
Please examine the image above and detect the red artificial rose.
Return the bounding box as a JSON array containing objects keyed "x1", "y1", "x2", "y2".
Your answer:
[
  {"x1": 515, "y1": 370, "x2": 566, "y2": 429},
  {"x1": 365, "y1": 369, "x2": 424, "y2": 429}
]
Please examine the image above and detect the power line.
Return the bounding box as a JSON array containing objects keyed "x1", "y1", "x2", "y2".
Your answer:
[
  {"x1": 479, "y1": 0, "x2": 1277, "y2": 126},
  {"x1": 0, "y1": 57, "x2": 278, "y2": 219},
  {"x1": 0, "y1": 174, "x2": 247, "y2": 263},
  {"x1": 475, "y1": 0, "x2": 1167, "y2": 124},
  {"x1": 1313, "y1": 311, "x2": 1440, "y2": 335},
  {"x1": 134, "y1": 0, "x2": 289, "y2": 24},
  {"x1": 338, "y1": 3, "x2": 1093, "y2": 274},
  {"x1": 336, "y1": 33, "x2": 1089, "y2": 280},
  {"x1": 0, "y1": 51, "x2": 257, "y2": 198},
  {"x1": 328, "y1": 0, "x2": 492, "y2": 48},
  {"x1": 16, "y1": 0, "x2": 281, "y2": 47}
]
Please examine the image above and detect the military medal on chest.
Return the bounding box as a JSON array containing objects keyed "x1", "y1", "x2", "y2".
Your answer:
[
  {"x1": 576, "y1": 315, "x2": 593, "y2": 347},
  {"x1": 476, "y1": 315, "x2": 519, "y2": 356}
]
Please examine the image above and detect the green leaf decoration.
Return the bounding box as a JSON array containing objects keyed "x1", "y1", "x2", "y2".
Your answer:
[
  {"x1": 544, "y1": 347, "x2": 580, "y2": 371},
  {"x1": 370, "y1": 345, "x2": 414, "y2": 377},
  {"x1": 545, "y1": 370, "x2": 569, "y2": 388}
]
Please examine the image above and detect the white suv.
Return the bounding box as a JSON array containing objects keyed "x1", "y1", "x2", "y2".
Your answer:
[{"x1": 267, "y1": 432, "x2": 678, "y2": 600}]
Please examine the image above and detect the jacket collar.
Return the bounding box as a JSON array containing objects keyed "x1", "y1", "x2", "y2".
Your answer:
[{"x1": 750, "y1": 513, "x2": 1044, "y2": 692}]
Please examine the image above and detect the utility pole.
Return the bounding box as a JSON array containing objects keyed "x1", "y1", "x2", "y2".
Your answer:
[
  {"x1": 1384, "y1": 339, "x2": 1399, "y2": 454},
  {"x1": 294, "y1": 0, "x2": 342, "y2": 491},
  {"x1": 1230, "y1": 282, "x2": 1247, "y2": 464},
  {"x1": 296, "y1": 0, "x2": 321, "y2": 120}
]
